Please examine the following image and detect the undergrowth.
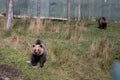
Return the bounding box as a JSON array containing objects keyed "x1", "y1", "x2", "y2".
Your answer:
[{"x1": 0, "y1": 17, "x2": 120, "y2": 80}]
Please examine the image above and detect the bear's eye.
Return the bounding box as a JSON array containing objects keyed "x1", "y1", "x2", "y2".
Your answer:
[
  {"x1": 33, "y1": 44, "x2": 35, "y2": 47},
  {"x1": 40, "y1": 45, "x2": 43, "y2": 48}
]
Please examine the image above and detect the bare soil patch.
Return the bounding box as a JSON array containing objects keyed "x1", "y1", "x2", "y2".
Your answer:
[{"x1": 0, "y1": 64, "x2": 23, "y2": 79}]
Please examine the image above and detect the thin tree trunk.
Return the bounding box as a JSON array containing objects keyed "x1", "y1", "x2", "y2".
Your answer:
[
  {"x1": 78, "y1": 0, "x2": 81, "y2": 22},
  {"x1": 6, "y1": 0, "x2": 13, "y2": 30},
  {"x1": 67, "y1": 0, "x2": 71, "y2": 23},
  {"x1": 37, "y1": 0, "x2": 41, "y2": 18}
]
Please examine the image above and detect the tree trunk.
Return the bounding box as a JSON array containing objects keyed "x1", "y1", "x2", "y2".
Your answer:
[
  {"x1": 37, "y1": 0, "x2": 41, "y2": 17},
  {"x1": 6, "y1": 0, "x2": 13, "y2": 30},
  {"x1": 78, "y1": 0, "x2": 81, "y2": 22},
  {"x1": 67, "y1": 0, "x2": 71, "y2": 23}
]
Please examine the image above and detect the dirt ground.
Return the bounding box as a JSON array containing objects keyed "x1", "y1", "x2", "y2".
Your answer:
[{"x1": 0, "y1": 52, "x2": 24, "y2": 80}]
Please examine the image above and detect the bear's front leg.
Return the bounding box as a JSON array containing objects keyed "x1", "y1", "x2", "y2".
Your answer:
[
  {"x1": 31, "y1": 54, "x2": 40, "y2": 66},
  {"x1": 39, "y1": 54, "x2": 46, "y2": 68}
]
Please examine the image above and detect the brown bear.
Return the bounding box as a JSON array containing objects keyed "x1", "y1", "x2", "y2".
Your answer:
[
  {"x1": 98, "y1": 17, "x2": 107, "y2": 29},
  {"x1": 27, "y1": 39, "x2": 47, "y2": 68}
]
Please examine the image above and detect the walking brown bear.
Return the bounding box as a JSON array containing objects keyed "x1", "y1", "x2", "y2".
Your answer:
[
  {"x1": 98, "y1": 17, "x2": 107, "y2": 29},
  {"x1": 27, "y1": 39, "x2": 47, "y2": 68}
]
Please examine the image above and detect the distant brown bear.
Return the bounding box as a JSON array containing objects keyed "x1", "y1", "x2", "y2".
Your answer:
[
  {"x1": 98, "y1": 17, "x2": 107, "y2": 29},
  {"x1": 27, "y1": 39, "x2": 47, "y2": 68}
]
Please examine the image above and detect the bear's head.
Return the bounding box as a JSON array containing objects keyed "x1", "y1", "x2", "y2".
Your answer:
[{"x1": 32, "y1": 44, "x2": 44, "y2": 55}]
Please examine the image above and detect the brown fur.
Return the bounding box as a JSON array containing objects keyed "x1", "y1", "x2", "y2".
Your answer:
[
  {"x1": 29, "y1": 39, "x2": 47, "y2": 68},
  {"x1": 32, "y1": 44, "x2": 44, "y2": 55}
]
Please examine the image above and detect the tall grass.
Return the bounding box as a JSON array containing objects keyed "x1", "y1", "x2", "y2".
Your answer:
[{"x1": 29, "y1": 18, "x2": 45, "y2": 33}]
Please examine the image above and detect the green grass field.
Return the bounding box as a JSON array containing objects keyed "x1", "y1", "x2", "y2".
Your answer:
[{"x1": 0, "y1": 17, "x2": 120, "y2": 80}]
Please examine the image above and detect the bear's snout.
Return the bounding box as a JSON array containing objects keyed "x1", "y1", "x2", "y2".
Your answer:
[{"x1": 34, "y1": 49, "x2": 41, "y2": 53}]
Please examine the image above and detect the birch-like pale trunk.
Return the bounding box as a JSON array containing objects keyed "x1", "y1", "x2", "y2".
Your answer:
[
  {"x1": 78, "y1": 0, "x2": 81, "y2": 22},
  {"x1": 6, "y1": 0, "x2": 13, "y2": 30},
  {"x1": 67, "y1": 0, "x2": 71, "y2": 23},
  {"x1": 37, "y1": 0, "x2": 41, "y2": 18}
]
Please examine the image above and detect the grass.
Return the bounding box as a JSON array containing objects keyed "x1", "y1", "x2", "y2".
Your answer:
[{"x1": 0, "y1": 16, "x2": 120, "y2": 80}]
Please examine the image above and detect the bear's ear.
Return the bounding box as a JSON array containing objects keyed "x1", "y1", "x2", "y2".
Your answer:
[{"x1": 33, "y1": 44, "x2": 35, "y2": 47}]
